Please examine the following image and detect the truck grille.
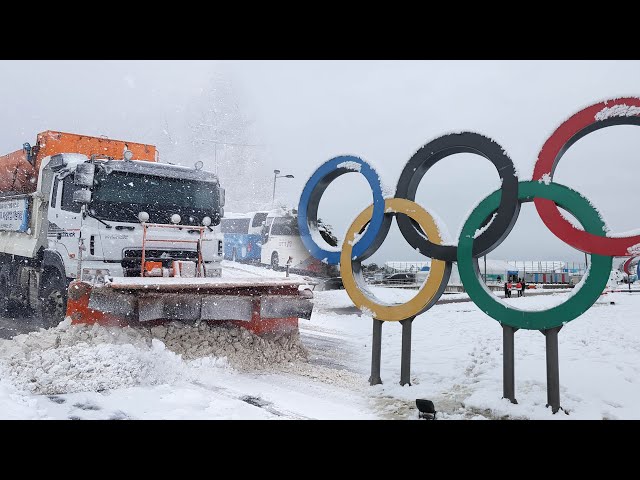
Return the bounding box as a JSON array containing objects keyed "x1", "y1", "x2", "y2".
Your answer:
[{"x1": 122, "y1": 249, "x2": 199, "y2": 276}]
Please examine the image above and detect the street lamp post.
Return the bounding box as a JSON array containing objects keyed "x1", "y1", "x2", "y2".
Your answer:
[{"x1": 272, "y1": 169, "x2": 294, "y2": 205}]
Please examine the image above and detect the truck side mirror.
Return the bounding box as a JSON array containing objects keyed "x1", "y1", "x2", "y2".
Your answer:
[
  {"x1": 73, "y1": 189, "x2": 92, "y2": 204},
  {"x1": 48, "y1": 154, "x2": 67, "y2": 171},
  {"x1": 219, "y1": 188, "x2": 225, "y2": 207},
  {"x1": 74, "y1": 163, "x2": 95, "y2": 187}
]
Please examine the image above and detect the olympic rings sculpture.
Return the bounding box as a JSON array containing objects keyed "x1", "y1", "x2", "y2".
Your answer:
[
  {"x1": 621, "y1": 256, "x2": 640, "y2": 280},
  {"x1": 298, "y1": 97, "x2": 640, "y2": 330}
]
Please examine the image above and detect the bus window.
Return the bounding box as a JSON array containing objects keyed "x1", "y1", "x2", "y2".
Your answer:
[
  {"x1": 251, "y1": 212, "x2": 268, "y2": 229},
  {"x1": 262, "y1": 217, "x2": 275, "y2": 243},
  {"x1": 270, "y1": 217, "x2": 300, "y2": 236}
]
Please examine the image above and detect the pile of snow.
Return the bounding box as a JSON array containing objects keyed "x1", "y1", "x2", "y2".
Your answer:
[
  {"x1": 149, "y1": 322, "x2": 308, "y2": 369},
  {"x1": 0, "y1": 321, "x2": 188, "y2": 395},
  {"x1": 0, "y1": 319, "x2": 307, "y2": 396}
]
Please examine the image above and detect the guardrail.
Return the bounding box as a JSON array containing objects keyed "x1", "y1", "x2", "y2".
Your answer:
[{"x1": 365, "y1": 279, "x2": 574, "y2": 293}]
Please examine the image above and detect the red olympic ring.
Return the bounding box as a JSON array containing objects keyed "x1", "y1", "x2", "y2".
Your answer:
[
  {"x1": 622, "y1": 256, "x2": 639, "y2": 276},
  {"x1": 533, "y1": 97, "x2": 640, "y2": 256}
]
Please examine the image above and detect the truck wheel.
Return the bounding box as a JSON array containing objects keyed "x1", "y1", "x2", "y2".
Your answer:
[
  {"x1": 40, "y1": 272, "x2": 67, "y2": 328},
  {"x1": 271, "y1": 252, "x2": 279, "y2": 269}
]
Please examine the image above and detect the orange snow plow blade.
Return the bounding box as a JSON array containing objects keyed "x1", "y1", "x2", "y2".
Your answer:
[{"x1": 67, "y1": 277, "x2": 314, "y2": 336}]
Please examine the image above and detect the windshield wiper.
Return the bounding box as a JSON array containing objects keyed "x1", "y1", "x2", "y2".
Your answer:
[{"x1": 86, "y1": 211, "x2": 113, "y2": 229}]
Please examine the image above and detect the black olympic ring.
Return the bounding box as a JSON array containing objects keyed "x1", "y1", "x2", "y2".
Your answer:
[{"x1": 394, "y1": 132, "x2": 520, "y2": 262}]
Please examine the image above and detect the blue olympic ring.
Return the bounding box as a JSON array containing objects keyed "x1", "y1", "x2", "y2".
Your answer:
[{"x1": 298, "y1": 156, "x2": 385, "y2": 265}]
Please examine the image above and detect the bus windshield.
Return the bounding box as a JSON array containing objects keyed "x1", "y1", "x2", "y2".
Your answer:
[{"x1": 270, "y1": 216, "x2": 300, "y2": 236}]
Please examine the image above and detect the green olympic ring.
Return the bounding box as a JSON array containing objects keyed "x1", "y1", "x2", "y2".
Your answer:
[{"x1": 458, "y1": 181, "x2": 613, "y2": 330}]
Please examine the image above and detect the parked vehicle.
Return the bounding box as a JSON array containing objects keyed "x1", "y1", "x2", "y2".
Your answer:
[
  {"x1": 220, "y1": 211, "x2": 268, "y2": 263},
  {"x1": 383, "y1": 273, "x2": 416, "y2": 285},
  {"x1": 0, "y1": 131, "x2": 313, "y2": 337},
  {"x1": 320, "y1": 277, "x2": 344, "y2": 290},
  {"x1": 260, "y1": 210, "x2": 336, "y2": 276}
]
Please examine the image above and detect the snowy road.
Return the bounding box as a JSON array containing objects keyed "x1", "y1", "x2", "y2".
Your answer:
[{"x1": 0, "y1": 314, "x2": 42, "y2": 340}]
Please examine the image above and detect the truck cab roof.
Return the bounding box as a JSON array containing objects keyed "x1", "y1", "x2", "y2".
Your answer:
[{"x1": 42, "y1": 154, "x2": 219, "y2": 184}]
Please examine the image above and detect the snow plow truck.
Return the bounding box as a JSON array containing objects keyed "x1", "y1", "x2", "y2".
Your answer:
[{"x1": 0, "y1": 131, "x2": 313, "y2": 335}]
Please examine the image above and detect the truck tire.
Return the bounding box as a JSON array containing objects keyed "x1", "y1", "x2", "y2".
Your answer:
[
  {"x1": 271, "y1": 252, "x2": 279, "y2": 269},
  {"x1": 39, "y1": 271, "x2": 67, "y2": 328}
]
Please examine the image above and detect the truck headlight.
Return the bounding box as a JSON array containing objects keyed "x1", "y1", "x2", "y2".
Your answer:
[
  {"x1": 205, "y1": 266, "x2": 222, "y2": 277},
  {"x1": 82, "y1": 268, "x2": 110, "y2": 283}
]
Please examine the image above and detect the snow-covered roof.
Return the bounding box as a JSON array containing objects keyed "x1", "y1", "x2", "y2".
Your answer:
[
  {"x1": 507, "y1": 261, "x2": 578, "y2": 273},
  {"x1": 221, "y1": 212, "x2": 250, "y2": 219},
  {"x1": 385, "y1": 261, "x2": 431, "y2": 271}
]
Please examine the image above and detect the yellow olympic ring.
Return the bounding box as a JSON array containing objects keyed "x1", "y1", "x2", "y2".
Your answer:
[{"x1": 340, "y1": 198, "x2": 450, "y2": 321}]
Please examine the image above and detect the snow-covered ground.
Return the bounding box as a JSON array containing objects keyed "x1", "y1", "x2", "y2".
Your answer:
[
  {"x1": 0, "y1": 262, "x2": 638, "y2": 419},
  {"x1": 309, "y1": 288, "x2": 640, "y2": 419}
]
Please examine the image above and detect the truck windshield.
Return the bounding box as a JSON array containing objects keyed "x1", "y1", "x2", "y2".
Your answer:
[{"x1": 90, "y1": 170, "x2": 218, "y2": 225}]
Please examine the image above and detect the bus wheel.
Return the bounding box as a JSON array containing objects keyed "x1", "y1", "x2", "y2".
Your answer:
[{"x1": 271, "y1": 252, "x2": 279, "y2": 269}]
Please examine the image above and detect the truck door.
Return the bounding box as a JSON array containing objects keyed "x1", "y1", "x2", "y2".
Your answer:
[
  {"x1": 50, "y1": 175, "x2": 82, "y2": 278},
  {"x1": 47, "y1": 176, "x2": 67, "y2": 259}
]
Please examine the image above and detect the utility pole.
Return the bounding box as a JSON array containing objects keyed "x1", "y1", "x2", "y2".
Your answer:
[{"x1": 272, "y1": 169, "x2": 295, "y2": 206}]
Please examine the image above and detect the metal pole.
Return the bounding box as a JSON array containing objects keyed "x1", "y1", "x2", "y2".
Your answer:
[
  {"x1": 272, "y1": 173, "x2": 277, "y2": 205},
  {"x1": 483, "y1": 255, "x2": 487, "y2": 284},
  {"x1": 197, "y1": 231, "x2": 204, "y2": 277},
  {"x1": 400, "y1": 317, "x2": 414, "y2": 386},
  {"x1": 542, "y1": 326, "x2": 562, "y2": 414},
  {"x1": 502, "y1": 325, "x2": 518, "y2": 404},
  {"x1": 76, "y1": 204, "x2": 86, "y2": 280},
  {"x1": 369, "y1": 319, "x2": 383, "y2": 386},
  {"x1": 140, "y1": 223, "x2": 147, "y2": 277}
]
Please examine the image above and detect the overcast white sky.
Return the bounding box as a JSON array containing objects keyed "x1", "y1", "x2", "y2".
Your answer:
[{"x1": 1, "y1": 60, "x2": 639, "y2": 264}]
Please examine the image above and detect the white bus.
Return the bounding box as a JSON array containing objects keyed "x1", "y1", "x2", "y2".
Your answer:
[{"x1": 260, "y1": 211, "x2": 336, "y2": 276}]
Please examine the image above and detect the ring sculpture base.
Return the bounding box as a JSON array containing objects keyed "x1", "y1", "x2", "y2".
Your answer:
[
  {"x1": 542, "y1": 326, "x2": 563, "y2": 414},
  {"x1": 400, "y1": 317, "x2": 414, "y2": 386},
  {"x1": 369, "y1": 319, "x2": 383, "y2": 386},
  {"x1": 502, "y1": 325, "x2": 518, "y2": 404}
]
